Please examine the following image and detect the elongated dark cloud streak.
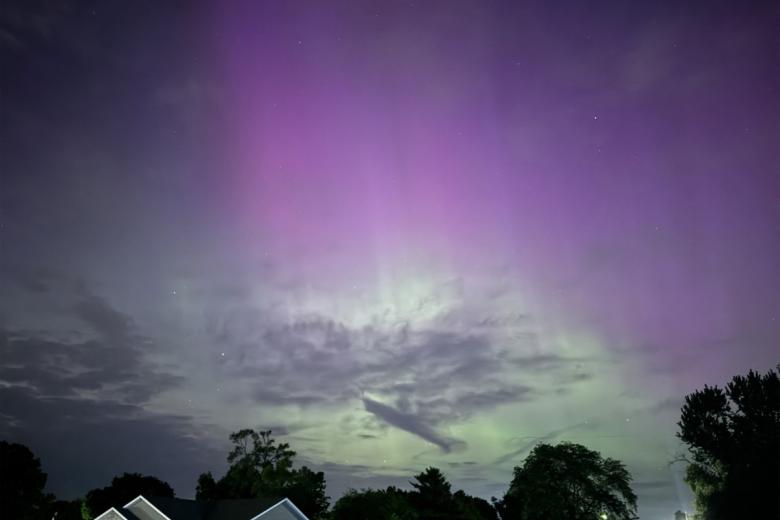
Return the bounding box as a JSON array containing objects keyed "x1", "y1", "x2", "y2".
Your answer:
[{"x1": 362, "y1": 397, "x2": 464, "y2": 453}]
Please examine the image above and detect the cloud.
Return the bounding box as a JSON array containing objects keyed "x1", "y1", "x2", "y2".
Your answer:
[
  {"x1": 494, "y1": 421, "x2": 590, "y2": 465},
  {"x1": 306, "y1": 460, "x2": 420, "y2": 501},
  {"x1": 190, "y1": 271, "x2": 597, "y2": 458},
  {"x1": 451, "y1": 386, "x2": 535, "y2": 410},
  {"x1": 0, "y1": 284, "x2": 181, "y2": 404},
  {"x1": 0, "y1": 277, "x2": 215, "y2": 498},
  {"x1": 224, "y1": 311, "x2": 557, "y2": 422},
  {"x1": 362, "y1": 397, "x2": 465, "y2": 453},
  {"x1": 253, "y1": 387, "x2": 330, "y2": 407},
  {"x1": 74, "y1": 290, "x2": 134, "y2": 340}
]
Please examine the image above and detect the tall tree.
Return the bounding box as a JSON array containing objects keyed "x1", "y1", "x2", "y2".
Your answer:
[
  {"x1": 409, "y1": 467, "x2": 495, "y2": 520},
  {"x1": 196, "y1": 429, "x2": 329, "y2": 520},
  {"x1": 410, "y1": 467, "x2": 455, "y2": 520},
  {"x1": 82, "y1": 473, "x2": 174, "y2": 519},
  {"x1": 0, "y1": 441, "x2": 50, "y2": 520},
  {"x1": 677, "y1": 366, "x2": 780, "y2": 519},
  {"x1": 495, "y1": 442, "x2": 637, "y2": 520},
  {"x1": 282, "y1": 465, "x2": 329, "y2": 519},
  {"x1": 227, "y1": 429, "x2": 296, "y2": 482}
]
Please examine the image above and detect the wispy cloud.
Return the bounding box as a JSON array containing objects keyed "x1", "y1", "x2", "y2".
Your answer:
[
  {"x1": 494, "y1": 421, "x2": 590, "y2": 465},
  {"x1": 0, "y1": 283, "x2": 181, "y2": 404}
]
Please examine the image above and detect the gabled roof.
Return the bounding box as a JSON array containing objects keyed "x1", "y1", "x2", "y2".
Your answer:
[
  {"x1": 119, "y1": 495, "x2": 306, "y2": 520},
  {"x1": 251, "y1": 499, "x2": 310, "y2": 520},
  {"x1": 93, "y1": 507, "x2": 141, "y2": 520}
]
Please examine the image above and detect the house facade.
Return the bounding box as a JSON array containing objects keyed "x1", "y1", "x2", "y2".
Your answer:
[{"x1": 94, "y1": 495, "x2": 310, "y2": 520}]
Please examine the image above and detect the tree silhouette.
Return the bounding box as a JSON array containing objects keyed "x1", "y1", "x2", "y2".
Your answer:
[
  {"x1": 0, "y1": 441, "x2": 50, "y2": 520},
  {"x1": 410, "y1": 467, "x2": 454, "y2": 519},
  {"x1": 196, "y1": 429, "x2": 329, "y2": 520},
  {"x1": 331, "y1": 479, "x2": 495, "y2": 520},
  {"x1": 495, "y1": 442, "x2": 637, "y2": 520},
  {"x1": 195, "y1": 471, "x2": 221, "y2": 500},
  {"x1": 331, "y1": 487, "x2": 418, "y2": 520},
  {"x1": 677, "y1": 366, "x2": 780, "y2": 519},
  {"x1": 282, "y1": 465, "x2": 329, "y2": 519},
  {"x1": 453, "y1": 490, "x2": 498, "y2": 520},
  {"x1": 83, "y1": 473, "x2": 174, "y2": 519},
  {"x1": 409, "y1": 467, "x2": 497, "y2": 520},
  {"x1": 227, "y1": 429, "x2": 296, "y2": 476}
]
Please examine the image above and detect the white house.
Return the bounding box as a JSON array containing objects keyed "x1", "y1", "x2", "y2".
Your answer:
[{"x1": 93, "y1": 495, "x2": 310, "y2": 520}]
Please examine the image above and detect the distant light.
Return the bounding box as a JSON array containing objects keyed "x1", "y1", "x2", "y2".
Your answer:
[{"x1": 600, "y1": 514, "x2": 607, "y2": 520}]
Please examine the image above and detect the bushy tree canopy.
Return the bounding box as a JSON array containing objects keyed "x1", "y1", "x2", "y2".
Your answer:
[
  {"x1": 196, "y1": 429, "x2": 329, "y2": 520},
  {"x1": 495, "y1": 442, "x2": 637, "y2": 520},
  {"x1": 677, "y1": 366, "x2": 780, "y2": 519},
  {"x1": 331, "y1": 487, "x2": 418, "y2": 520},
  {"x1": 453, "y1": 490, "x2": 498, "y2": 520},
  {"x1": 0, "y1": 441, "x2": 50, "y2": 520},
  {"x1": 331, "y1": 470, "x2": 496, "y2": 520}
]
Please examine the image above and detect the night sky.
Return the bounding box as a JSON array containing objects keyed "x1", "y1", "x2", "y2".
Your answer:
[{"x1": 1, "y1": 1, "x2": 778, "y2": 518}]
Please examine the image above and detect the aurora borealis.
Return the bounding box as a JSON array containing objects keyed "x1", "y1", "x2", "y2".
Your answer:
[{"x1": 1, "y1": 1, "x2": 778, "y2": 518}]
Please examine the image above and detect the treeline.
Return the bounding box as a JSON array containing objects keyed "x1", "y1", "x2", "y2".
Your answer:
[
  {"x1": 2, "y1": 366, "x2": 777, "y2": 520},
  {"x1": 0, "y1": 438, "x2": 636, "y2": 520}
]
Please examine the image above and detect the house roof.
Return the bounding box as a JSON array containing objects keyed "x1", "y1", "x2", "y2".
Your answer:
[
  {"x1": 122, "y1": 495, "x2": 295, "y2": 520},
  {"x1": 94, "y1": 507, "x2": 136, "y2": 520},
  {"x1": 118, "y1": 508, "x2": 141, "y2": 520},
  {"x1": 203, "y1": 498, "x2": 283, "y2": 519},
  {"x1": 134, "y1": 496, "x2": 206, "y2": 519}
]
